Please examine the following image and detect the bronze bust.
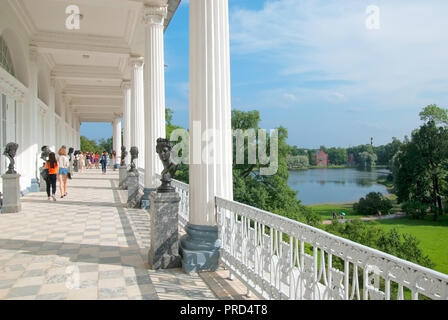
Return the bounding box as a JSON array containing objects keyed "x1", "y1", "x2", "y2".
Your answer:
[
  {"x1": 156, "y1": 138, "x2": 178, "y2": 193},
  {"x1": 120, "y1": 146, "x2": 128, "y2": 166},
  {"x1": 41, "y1": 146, "x2": 50, "y2": 163},
  {"x1": 129, "y1": 146, "x2": 138, "y2": 171},
  {"x1": 3, "y1": 142, "x2": 19, "y2": 174}
]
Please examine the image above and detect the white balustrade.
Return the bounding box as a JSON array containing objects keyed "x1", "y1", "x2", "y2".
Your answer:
[{"x1": 215, "y1": 197, "x2": 448, "y2": 300}]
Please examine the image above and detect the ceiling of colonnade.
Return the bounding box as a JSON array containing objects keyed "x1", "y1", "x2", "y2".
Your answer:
[{"x1": 10, "y1": 0, "x2": 180, "y2": 122}]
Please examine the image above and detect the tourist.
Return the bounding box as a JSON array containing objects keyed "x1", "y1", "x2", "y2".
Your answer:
[
  {"x1": 57, "y1": 146, "x2": 69, "y2": 198},
  {"x1": 100, "y1": 151, "x2": 108, "y2": 174},
  {"x1": 94, "y1": 152, "x2": 100, "y2": 169},
  {"x1": 332, "y1": 212, "x2": 337, "y2": 220},
  {"x1": 79, "y1": 152, "x2": 85, "y2": 172},
  {"x1": 112, "y1": 151, "x2": 117, "y2": 171},
  {"x1": 45, "y1": 152, "x2": 58, "y2": 202}
]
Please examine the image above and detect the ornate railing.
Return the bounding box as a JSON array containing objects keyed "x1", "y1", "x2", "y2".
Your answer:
[
  {"x1": 171, "y1": 179, "x2": 190, "y2": 228},
  {"x1": 215, "y1": 197, "x2": 448, "y2": 300},
  {"x1": 155, "y1": 173, "x2": 189, "y2": 228}
]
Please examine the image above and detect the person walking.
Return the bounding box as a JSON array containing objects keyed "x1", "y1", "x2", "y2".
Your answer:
[
  {"x1": 45, "y1": 152, "x2": 58, "y2": 201},
  {"x1": 100, "y1": 151, "x2": 108, "y2": 175},
  {"x1": 94, "y1": 152, "x2": 100, "y2": 169},
  {"x1": 57, "y1": 146, "x2": 70, "y2": 198},
  {"x1": 79, "y1": 152, "x2": 85, "y2": 173}
]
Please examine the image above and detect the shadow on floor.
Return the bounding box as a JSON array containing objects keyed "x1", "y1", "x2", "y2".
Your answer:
[{"x1": 21, "y1": 198, "x2": 125, "y2": 209}]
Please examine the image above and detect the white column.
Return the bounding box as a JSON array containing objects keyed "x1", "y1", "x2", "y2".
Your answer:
[
  {"x1": 189, "y1": 0, "x2": 234, "y2": 226},
  {"x1": 29, "y1": 46, "x2": 40, "y2": 185},
  {"x1": 67, "y1": 110, "x2": 73, "y2": 148},
  {"x1": 60, "y1": 96, "x2": 67, "y2": 148},
  {"x1": 143, "y1": 4, "x2": 167, "y2": 189},
  {"x1": 48, "y1": 77, "x2": 56, "y2": 152},
  {"x1": 121, "y1": 80, "x2": 131, "y2": 154},
  {"x1": 129, "y1": 57, "x2": 145, "y2": 169},
  {"x1": 113, "y1": 115, "x2": 122, "y2": 163}
]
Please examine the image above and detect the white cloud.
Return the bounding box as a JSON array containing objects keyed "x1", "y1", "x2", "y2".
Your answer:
[{"x1": 230, "y1": 0, "x2": 448, "y2": 108}]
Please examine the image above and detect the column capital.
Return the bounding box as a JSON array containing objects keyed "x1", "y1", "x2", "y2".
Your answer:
[
  {"x1": 113, "y1": 112, "x2": 123, "y2": 119},
  {"x1": 121, "y1": 80, "x2": 132, "y2": 91},
  {"x1": 129, "y1": 55, "x2": 144, "y2": 68},
  {"x1": 142, "y1": 5, "x2": 168, "y2": 26}
]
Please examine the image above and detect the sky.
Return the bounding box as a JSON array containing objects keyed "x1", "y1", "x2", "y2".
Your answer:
[{"x1": 81, "y1": 0, "x2": 448, "y2": 149}]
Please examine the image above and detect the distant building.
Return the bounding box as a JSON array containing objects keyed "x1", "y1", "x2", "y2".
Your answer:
[
  {"x1": 316, "y1": 150, "x2": 328, "y2": 167},
  {"x1": 348, "y1": 153, "x2": 356, "y2": 166}
]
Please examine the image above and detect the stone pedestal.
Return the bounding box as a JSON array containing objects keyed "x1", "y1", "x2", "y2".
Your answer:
[
  {"x1": 39, "y1": 167, "x2": 46, "y2": 192},
  {"x1": 119, "y1": 166, "x2": 128, "y2": 189},
  {"x1": 127, "y1": 170, "x2": 143, "y2": 208},
  {"x1": 148, "y1": 191, "x2": 181, "y2": 270},
  {"x1": 2, "y1": 174, "x2": 21, "y2": 213},
  {"x1": 180, "y1": 224, "x2": 221, "y2": 273}
]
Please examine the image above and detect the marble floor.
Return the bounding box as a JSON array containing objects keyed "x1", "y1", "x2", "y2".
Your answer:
[{"x1": 0, "y1": 169, "x2": 255, "y2": 300}]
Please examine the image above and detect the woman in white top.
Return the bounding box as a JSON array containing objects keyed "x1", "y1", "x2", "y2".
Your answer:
[{"x1": 57, "y1": 146, "x2": 69, "y2": 198}]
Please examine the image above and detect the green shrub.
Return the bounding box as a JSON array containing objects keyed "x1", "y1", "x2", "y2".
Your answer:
[
  {"x1": 402, "y1": 201, "x2": 429, "y2": 220},
  {"x1": 353, "y1": 192, "x2": 393, "y2": 215}
]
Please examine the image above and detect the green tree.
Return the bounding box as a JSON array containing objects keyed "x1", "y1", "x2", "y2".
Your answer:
[
  {"x1": 358, "y1": 151, "x2": 377, "y2": 168},
  {"x1": 287, "y1": 155, "x2": 309, "y2": 170},
  {"x1": 327, "y1": 147, "x2": 348, "y2": 165},
  {"x1": 232, "y1": 110, "x2": 320, "y2": 226},
  {"x1": 394, "y1": 117, "x2": 448, "y2": 221},
  {"x1": 80, "y1": 136, "x2": 98, "y2": 152},
  {"x1": 98, "y1": 137, "x2": 113, "y2": 153},
  {"x1": 353, "y1": 192, "x2": 393, "y2": 215},
  {"x1": 419, "y1": 104, "x2": 448, "y2": 126}
]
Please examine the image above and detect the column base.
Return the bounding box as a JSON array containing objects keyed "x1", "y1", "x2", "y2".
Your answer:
[{"x1": 179, "y1": 224, "x2": 221, "y2": 273}]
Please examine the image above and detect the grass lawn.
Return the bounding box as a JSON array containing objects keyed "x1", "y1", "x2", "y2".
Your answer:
[
  {"x1": 308, "y1": 203, "x2": 359, "y2": 220},
  {"x1": 377, "y1": 215, "x2": 448, "y2": 275}
]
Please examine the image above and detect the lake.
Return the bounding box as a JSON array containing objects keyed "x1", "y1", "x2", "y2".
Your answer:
[{"x1": 288, "y1": 168, "x2": 390, "y2": 205}]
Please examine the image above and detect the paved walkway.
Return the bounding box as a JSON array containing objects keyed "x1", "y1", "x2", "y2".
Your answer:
[
  {"x1": 322, "y1": 212, "x2": 407, "y2": 225},
  {"x1": 0, "y1": 170, "x2": 252, "y2": 300}
]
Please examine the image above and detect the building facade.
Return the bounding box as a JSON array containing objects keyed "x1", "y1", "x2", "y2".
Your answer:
[{"x1": 316, "y1": 150, "x2": 328, "y2": 167}]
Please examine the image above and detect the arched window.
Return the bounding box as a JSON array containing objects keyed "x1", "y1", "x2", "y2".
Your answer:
[{"x1": 0, "y1": 36, "x2": 15, "y2": 76}]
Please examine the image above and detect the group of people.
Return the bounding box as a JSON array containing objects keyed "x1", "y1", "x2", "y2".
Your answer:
[
  {"x1": 75, "y1": 151, "x2": 118, "y2": 173},
  {"x1": 44, "y1": 147, "x2": 119, "y2": 201},
  {"x1": 44, "y1": 146, "x2": 70, "y2": 201}
]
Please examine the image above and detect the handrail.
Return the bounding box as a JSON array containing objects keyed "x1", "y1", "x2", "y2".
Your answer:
[{"x1": 215, "y1": 196, "x2": 448, "y2": 300}]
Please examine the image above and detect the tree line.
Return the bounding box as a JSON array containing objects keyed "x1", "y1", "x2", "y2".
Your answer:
[{"x1": 288, "y1": 139, "x2": 403, "y2": 170}]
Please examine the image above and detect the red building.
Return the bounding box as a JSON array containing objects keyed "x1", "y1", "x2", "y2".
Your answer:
[{"x1": 316, "y1": 150, "x2": 328, "y2": 167}]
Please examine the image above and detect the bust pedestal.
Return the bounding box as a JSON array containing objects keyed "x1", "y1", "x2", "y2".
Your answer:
[
  {"x1": 127, "y1": 170, "x2": 143, "y2": 208},
  {"x1": 148, "y1": 191, "x2": 181, "y2": 270},
  {"x1": 119, "y1": 166, "x2": 128, "y2": 189},
  {"x1": 2, "y1": 173, "x2": 21, "y2": 213}
]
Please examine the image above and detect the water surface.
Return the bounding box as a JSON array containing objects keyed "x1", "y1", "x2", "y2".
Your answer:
[{"x1": 288, "y1": 168, "x2": 390, "y2": 205}]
